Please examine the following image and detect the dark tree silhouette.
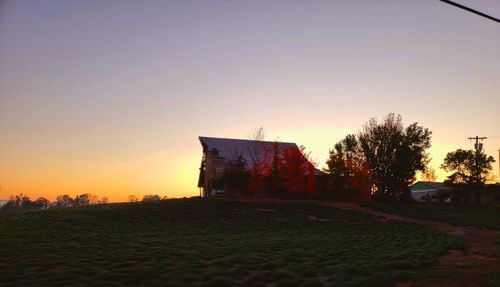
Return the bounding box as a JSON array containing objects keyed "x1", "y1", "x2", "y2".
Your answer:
[
  {"x1": 324, "y1": 135, "x2": 371, "y2": 202},
  {"x1": 142, "y1": 194, "x2": 161, "y2": 202},
  {"x1": 279, "y1": 146, "x2": 318, "y2": 199},
  {"x1": 280, "y1": 147, "x2": 308, "y2": 197},
  {"x1": 74, "y1": 193, "x2": 93, "y2": 206},
  {"x1": 223, "y1": 155, "x2": 250, "y2": 196},
  {"x1": 1, "y1": 193, "x2": 33, "y2": 211},
  {"x1": 247, "y1": 127, "x2": 268, "y2": 196},
  {"x1": 358, "y1": 113, "x2": 431, "y2": 200},
  {"x1": 32, "y1": 197, "x2": 50, "y2": 209},
  {"x1": 56, "y1": 194, "x2": 74, "y2": 207},
  {"x1": 441, "y1": 149, "x2": 495, "y2": 203},
  {"x1": 268, "y1": 141, "x2": 283, "y2": 197}
]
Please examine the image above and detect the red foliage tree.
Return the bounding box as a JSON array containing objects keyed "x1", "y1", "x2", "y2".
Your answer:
[
  {"x1": 247, "y1": 150, "x2": 271, "y2": 196},
  {"x1": 280, "y1": 146, "x2": 317, "y2": 198},
  {"x1": 324, "y1": 135, "x2": 372, "y2": 203}
]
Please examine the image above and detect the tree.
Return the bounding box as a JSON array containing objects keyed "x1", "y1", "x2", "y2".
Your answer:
[
  {"x1": 142, "y1": 194, "x2": 161, "y2": 202},
  {"x1": 99, "y1": 197, "x2": 109, "y2": 204},
  {"x1": 56, "y1": 194, "x2": 74, "y2": 207},
  {"x1": 358, "y1": 113, "x2": 431, "y2": 200},
  {"x1": 90, "y1": 194, "x2": 100, "y2": 204},
  {"x1": 74, "y1": 193, "x2": 92, "y2": 206},
  {"x1": 280, "y1": 146, "x2": 308, "y2": 197},
  {"x1": 128, "y1": 195, "x2": 139, "y2": 202},
  {"x1": 32, "y1": 197, "x2": 50, "y2": 209},
  {"x1": 279, "y1": 146, "x2": 319, "y2": 199},
  {"x1": 441, "y1": 149, "x2": 495, "y2": 203},
  {"x1": 223, "y1": 156, "x2": 250, "y2": 196},
  {"x1": 325, "y1": 134, "x2": 363, "y2": 177},
  {"x1": 249, "y1": 127, "x2": 265, "y2": 142},
  {"x1": 247, "y1": 127, "x2": 268, "y2": 196},
  {"x1": 324, "y1": 135, "x2": 371, "y2": 202},
  {"x1": 1, "y1": 193, "x2": 34, "y2": 212},
  {"x1": 268, "y1": 141, "x2": 283, "y2": 197}
]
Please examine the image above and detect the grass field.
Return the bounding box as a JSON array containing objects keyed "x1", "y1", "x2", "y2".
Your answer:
[
  {"x1": 367, "y1": 202, "x2": 500, "y2": 230},
  {"x1": 0, "y1": 199, "x2": 465, "y2": 286}
]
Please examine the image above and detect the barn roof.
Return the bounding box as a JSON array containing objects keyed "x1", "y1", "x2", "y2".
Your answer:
[
  {"x1": 199, "y1": 136, "x2": 297, "y2": 163},
  {"x1": 198, "y1": 136, "x2": 322, "y2": 175}
]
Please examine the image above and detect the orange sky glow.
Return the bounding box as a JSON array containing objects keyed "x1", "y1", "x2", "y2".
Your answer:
[{"x1": 1, "y1": 1, "x2": 499, "y2": 202}]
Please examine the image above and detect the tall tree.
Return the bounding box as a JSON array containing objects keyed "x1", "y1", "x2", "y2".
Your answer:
[
  {"x1": 247, "y1": 127, "x2": 268, "y2": 196},
  {"x1": 249, "y1": 127, "x2": 265, "y2": 142},
  {"x1": 280, "y1": 147, "x2": 308, "y2": 197},
  {"x1": 441, "y1": 149, "x2": 495, "y2": 202},
  {"x1": 268, "y1": 141, "x2": 283, "y2": 197},
  {"x1": 325, "y1": 134, "x2": 363, "y2": 177},
  {"x1": 358, "y1": 113, "x2": 431, "y2": 200},
  {"x1": 324, "y1": 135, "x2": 371, "y2": 202}
]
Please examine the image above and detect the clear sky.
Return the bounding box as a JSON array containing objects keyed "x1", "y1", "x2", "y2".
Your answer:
[{"x1": 1, "y1": 0, "x2": 499, "y2": 202}]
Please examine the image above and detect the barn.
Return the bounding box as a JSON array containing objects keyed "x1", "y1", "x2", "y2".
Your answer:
[{"x1": 197, "y1": 136, "x2": 322, "y2": 197}]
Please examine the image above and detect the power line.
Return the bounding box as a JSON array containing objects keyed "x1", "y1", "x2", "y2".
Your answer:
[{"x1": 439, "y1": 0, "x2": 500, "y2": 23}]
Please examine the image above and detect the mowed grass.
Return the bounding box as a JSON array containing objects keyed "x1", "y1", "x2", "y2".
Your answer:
[
  {"x1": 0, "y1": 199, "x2": 465, "y2": 287},
  {"x1": 367, "y1": 202, "x2": 500, "y2": 230}
]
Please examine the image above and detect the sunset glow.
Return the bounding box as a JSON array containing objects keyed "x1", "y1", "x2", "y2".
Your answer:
[{"x1": 1, "y1": 0, "x2": 499, "y2": 202}]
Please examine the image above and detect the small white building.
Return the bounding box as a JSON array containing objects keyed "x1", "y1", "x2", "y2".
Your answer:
[{"x1": 411, "y1": 181, "x2": 450, "y2": 202}]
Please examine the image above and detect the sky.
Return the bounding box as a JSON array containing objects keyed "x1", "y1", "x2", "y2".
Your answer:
[{"x1": 1, "y1": 0, "x2": 499, "y2": 202}]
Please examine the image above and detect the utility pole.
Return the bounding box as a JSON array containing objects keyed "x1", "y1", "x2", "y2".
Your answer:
[{"x1": 468, "y1": 136, "x2": 487, "y2": 152}]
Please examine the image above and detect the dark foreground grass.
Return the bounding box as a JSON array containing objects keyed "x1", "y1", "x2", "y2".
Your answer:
[
  {"x1": 367, "y1": 202, "x2": 500, "y2": 230},
  {"x1": 0, "y1": 199, "x2": 464, "y2": 286}
]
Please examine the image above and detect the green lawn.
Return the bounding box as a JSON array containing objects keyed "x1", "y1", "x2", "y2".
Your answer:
[
  {"x1": 367, "y1": 202, "x2": 500, "y2": 230},
  {"x1": 0, "y1": 199, "x2": 464, "y2": 286}
]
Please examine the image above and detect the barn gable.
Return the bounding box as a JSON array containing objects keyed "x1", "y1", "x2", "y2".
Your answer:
[{"x1": 197, "y1": 136, "x2": 320, "y2": 197}]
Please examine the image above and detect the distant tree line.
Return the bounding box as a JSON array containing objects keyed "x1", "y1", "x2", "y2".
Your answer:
[
  {"x1": 0, "y1": 193, "x2": 110, "y2": 213},
  {"x1": 0, "y1": 193, "x2": 174, "y2": 213}
]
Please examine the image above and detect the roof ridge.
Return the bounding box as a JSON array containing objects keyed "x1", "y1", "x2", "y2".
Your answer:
[{"x1": 198, "y1": 136, "x2": 296, "y2": 145}]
